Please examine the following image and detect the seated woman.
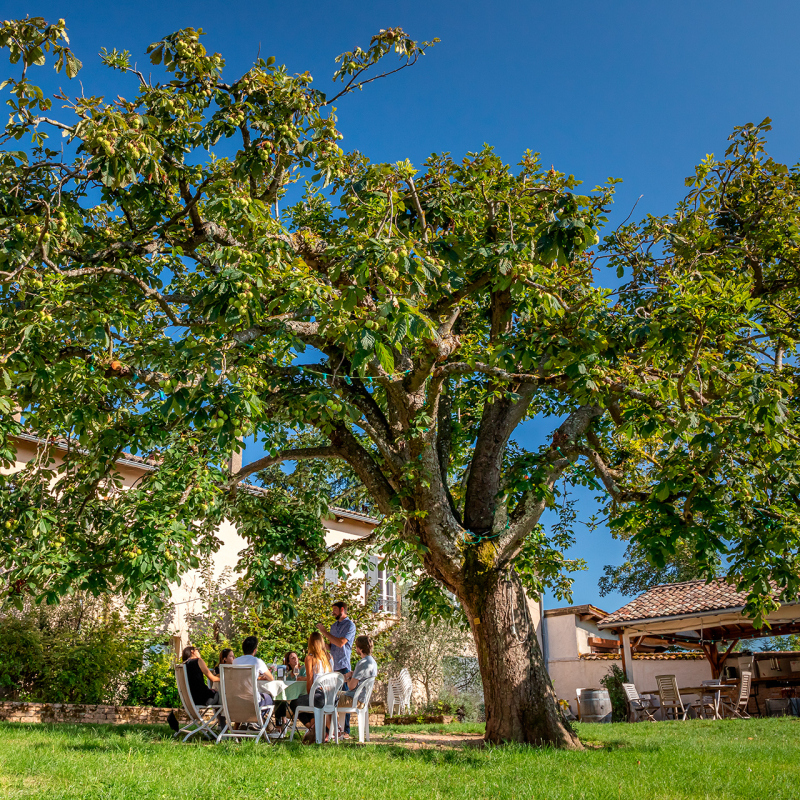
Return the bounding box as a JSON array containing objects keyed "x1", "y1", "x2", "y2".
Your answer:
[
  {"x1": 273, "y1": 650, "x2": 306, "y2": 725},
  {"x1": 284, "y1": 650, "x2": 306, "y2": 678},
  {"x1": 181, "y1": 645, "x2": 220, "y2": 707},
  {"x1": 213, "y1": 647, "x2": 235, "y2": 676},
  {"x1": 289, "y1": 632, "x2": 333, "y2": 743}
]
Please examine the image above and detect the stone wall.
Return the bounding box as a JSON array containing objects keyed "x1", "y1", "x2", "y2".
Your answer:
[
  {"x1": 0, "y1": 702, "x2": 185, "y2": 725},
  {"x1": 0, "y1": 701, "x2": 386, "y2": 728}
]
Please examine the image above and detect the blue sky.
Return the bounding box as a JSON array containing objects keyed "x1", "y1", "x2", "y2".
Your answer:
[{"x1": 9, "y1": 0, "x2": 800, "y2": 612}]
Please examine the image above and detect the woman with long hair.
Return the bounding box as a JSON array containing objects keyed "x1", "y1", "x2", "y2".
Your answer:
[
  {"x1": 289, "y1": 631, "x2": 333, "y2": 743},
  {"x1": 181, "y1": 645, "x2": 220, "y2": 706},
  {"x1": 283, "y1": 650, "x2": 306, "y2": 678},
  {"x1": 213, "y1": 647, "x2": 235, "y2": 676}
]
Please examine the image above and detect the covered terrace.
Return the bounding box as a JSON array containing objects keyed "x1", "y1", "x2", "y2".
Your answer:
[{"x1": 598, "y1": 578, "x2": 800, "y2": 680}]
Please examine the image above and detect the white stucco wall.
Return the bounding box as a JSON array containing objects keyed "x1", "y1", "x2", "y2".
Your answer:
[{"x1": 550, "y1": 657, "x2": 712, "y2": 717}]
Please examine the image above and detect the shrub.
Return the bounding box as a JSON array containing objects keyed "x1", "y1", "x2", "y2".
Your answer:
[
  {"x1": 600, "y1": 664, "x2": 628, "y2": 722},
  {"x1": 124, "y1": 650, "x2": 180, "y2": 708},
  {"x1": 428, "y1": 689, "x2": 485, "y2": 722},
  {"x1": 0, "y1": 617, "x2": 44, "y2": 698},
  {"x1": 0, "y1": 573, "x2": 390, "y2": 707}
]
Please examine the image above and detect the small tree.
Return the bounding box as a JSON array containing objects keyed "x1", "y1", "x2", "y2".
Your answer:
[{"x1": 384, "y1": 612, "x2": 472, "y2": 707}]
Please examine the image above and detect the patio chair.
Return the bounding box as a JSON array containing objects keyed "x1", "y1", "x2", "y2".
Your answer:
[
  {"x1": 622, "y1": 683, "x2": 656, "y2": 722},
  {"x1": 655, "y1": 675, "x2": 688, "y2": 720},
  {"x1": 721, "y1": 671, "x2": 752, "y2": 719},
  {"x1": 386, "y1": 668, "x2": 413, "y2": 716},
  {"x1": 289, "y1": 671, "x2": 344, "y2": 744},
  {"x1": 337, "y1": 676, "x2": 376, "y2": 743},
  {"x1": 173, "y1": 663, "x2": 222, "y2": 742},
  {"x1": 215, "y1": 664, "x2": 275, "y2": 744}
]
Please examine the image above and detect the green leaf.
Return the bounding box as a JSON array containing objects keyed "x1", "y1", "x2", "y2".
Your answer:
[{"x1": 374, "y1": 342, "x2": 394, "y2": 374}]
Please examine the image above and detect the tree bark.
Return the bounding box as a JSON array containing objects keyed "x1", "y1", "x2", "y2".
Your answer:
[{"x1": 456, "y1": 566, "x2": 582, "y2": 748}]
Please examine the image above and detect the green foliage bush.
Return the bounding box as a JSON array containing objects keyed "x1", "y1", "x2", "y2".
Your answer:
[
  {"x1": 0, "y1": 572, "x2": 391, "y2": 707},
  {"x1": 124, "y1": 650, "x2": 180, "y2": 709},
  {"x1": 0, "y1": 597, "x2": 153, "y2": 704},
  {"x1": 600, "y1": 664, "x2": 628, "y2": 723},
  {"x1": 0, "y1": 618, "x2": 44, "y2": 697},
  {"x1": 428, "y1": 690, "x2": 485, "y2": 723}
]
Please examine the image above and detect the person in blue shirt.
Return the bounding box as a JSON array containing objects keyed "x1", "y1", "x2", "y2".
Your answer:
[{"x1": 317, "y1": 600, "x2": 356, "y2": 736}]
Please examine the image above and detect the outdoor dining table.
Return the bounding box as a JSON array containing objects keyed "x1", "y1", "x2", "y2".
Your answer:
[
  {"x1": 644, "y1": 682, "x2": 739, "y2": 720},
  {"x1": 257, "y1": 679, "x2": 309, "y2": 739},
  {"x1": 258, "y1": 678, "x2": 308, "y2": 703}
]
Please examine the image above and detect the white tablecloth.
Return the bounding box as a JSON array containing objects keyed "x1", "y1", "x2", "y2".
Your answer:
[{"x1": 257, "y1": 679, "x2": 307, "y2": 702}]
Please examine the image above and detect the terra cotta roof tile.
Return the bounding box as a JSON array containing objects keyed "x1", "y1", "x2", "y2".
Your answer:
[{"x1": 599, "y1": 578, "x2": 760, "y2": 625}]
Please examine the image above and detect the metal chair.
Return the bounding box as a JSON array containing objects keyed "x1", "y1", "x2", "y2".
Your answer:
[
  {"x1": 722, "y1": 671, "x2": 752, "y2": 719},
  {"x1": 622, "y1": 683, "x2": 656, "y2": 722},
  {"x1": 386, "y1": 668, "x2": 413, "y2": 716},
  {"x1": 289, "y1": 671, "x2": 344, "y2": 744},
  {"x1": 173, "y1": 663, "x2": 222, "y2": 742},
  {"x1": 655, "y1": 675, "x2": 688, "y2": 720},
  {"x1": 337, "y1": 676, "x2": 376, "y2": 743},
  {"x1": 215, "y1": 664, "x2": 275, "y2": 744}
]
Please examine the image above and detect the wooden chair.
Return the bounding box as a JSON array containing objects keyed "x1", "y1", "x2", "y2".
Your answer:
[
  {"x1": 655, "y1": 675, "x2": 688, "y2": 720},
  {"x1": 622, "y1": 683, "x2": 656, "y2": 722},
  {"x1": 722, "y1": 671, "x2": 752, "y2": 719},
  {"x1": 173, "y1": 663, "x2": 222, "y2": 742}
]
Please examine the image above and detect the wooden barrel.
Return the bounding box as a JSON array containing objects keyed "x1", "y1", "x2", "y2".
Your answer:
[{"x1": 580, "y1": 689, "x2": 612, "y2": 723}]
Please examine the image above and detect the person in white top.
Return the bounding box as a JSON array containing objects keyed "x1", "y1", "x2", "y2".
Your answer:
[
  {"x1": 233, "y1": 635, "x2": 274, "y2": 679},
  {"x1": 232, "y1": 635, "x2": 274, "y2": 708}
]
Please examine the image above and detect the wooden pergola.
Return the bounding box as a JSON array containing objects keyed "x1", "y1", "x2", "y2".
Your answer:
[{"x1": 598, "y1": 579, "x2": 800, "y2": 679}]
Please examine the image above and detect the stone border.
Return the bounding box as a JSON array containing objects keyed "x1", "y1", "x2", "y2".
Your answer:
[{"x1": 0, "y1": 701, "x2": 386, "y2": 728}]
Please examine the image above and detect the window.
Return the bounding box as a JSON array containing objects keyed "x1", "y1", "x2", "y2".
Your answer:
[{"x1": 366, "y1": 557, "x2": 398, "y2": 614}]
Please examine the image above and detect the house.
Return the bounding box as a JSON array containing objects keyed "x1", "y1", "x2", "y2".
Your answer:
[
  {"x1": 532, "y1": 603, "x2": 710, "y2": 716},
  {"x1": 3, "y1": 434, "x2": 397, "y2": 644}
]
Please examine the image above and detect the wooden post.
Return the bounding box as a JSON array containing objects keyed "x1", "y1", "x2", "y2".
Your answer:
[
  {"x1": 704, "y1": 640, "x2": 739, "y2": 679},
  {"x1": 620, "y1": 632, "x2": 634, "y2": 682}
]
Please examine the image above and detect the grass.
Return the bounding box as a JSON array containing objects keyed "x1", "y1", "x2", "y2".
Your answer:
[{"x1": 0, "y1": 718, "x2": 798, "y2": 799}]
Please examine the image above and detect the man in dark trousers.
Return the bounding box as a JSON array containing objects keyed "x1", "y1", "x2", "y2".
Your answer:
[{"x1": 317, "y1": 600, "x2": 356, "y2": 738}]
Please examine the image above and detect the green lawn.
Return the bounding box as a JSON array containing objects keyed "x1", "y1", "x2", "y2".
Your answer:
[{"x1": 0, "y1": 718, "x2": 798, "y2": 799}]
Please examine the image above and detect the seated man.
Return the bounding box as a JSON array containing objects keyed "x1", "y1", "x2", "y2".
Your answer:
[
  {"x1": 233, "y1": 635, "x2": 274, "y2": 709},
  {"x1": 339, "y1": 635, "x2": 377, "y2": 737}
]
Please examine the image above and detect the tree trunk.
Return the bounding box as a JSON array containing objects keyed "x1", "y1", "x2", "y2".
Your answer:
[{"x1": 457, "y1": 566, "x2": 582, "y2": 749}]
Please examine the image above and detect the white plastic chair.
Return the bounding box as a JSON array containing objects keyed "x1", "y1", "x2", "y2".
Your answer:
[
  {"x1": 289, "y1": 671, "x2": 344, "y2": 744},
  {"x1": 386, "y1": 668, "x2": 413, "y2": 716},
  {"x1": 215, "y1": 664, "x2": 275, "y2": 744},
  {"x1": 575, "y1": 687, "x2": 586, "y2": 721},
  {"x1": 337, "y1": 676, "x2": 376, "y2": 743},
  {"x1": 173, "y1": 663, "x2": 222, "y2": 742}
]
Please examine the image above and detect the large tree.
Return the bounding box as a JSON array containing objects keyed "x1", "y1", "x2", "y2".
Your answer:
[{"x1": 2, "y1": 18, "x2": 800, "y2": 747}]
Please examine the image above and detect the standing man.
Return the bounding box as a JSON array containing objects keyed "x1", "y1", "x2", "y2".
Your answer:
[{"x1": 317, "y1": 600, "x2": 356, "y2": 738}]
